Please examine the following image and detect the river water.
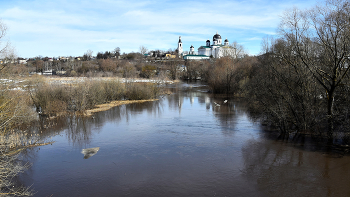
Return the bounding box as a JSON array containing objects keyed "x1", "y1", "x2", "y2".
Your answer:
[{"x1": 19, "y1": 82, "x2": 350, "y2": 197}]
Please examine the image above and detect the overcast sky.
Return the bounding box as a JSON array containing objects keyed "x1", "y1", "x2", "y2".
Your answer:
[{"x1": 0, "y1": 0, "x2": 319, "y2": 58}]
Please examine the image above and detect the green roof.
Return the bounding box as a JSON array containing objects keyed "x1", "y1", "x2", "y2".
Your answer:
[
  {"x1": 199, "y1": 46, "x2": 211, "y2": 48},
  {"x1": 184, "y1": 54, "x2": 208, "y2": 57}
]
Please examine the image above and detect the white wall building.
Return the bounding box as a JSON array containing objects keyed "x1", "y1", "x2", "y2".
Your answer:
[
  {"x1": 198, "y1": 32, "x2": 236, "y2": 58},
  {"x1": 179, "y1": 32, "x2": 236, "y2": 60},
  {"x1": 183, "y1": 54, "x2": 210, "y2": 60}
]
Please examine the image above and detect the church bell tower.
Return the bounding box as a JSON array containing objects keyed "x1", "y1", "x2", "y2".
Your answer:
[{"x1": 177, "y1": 36, "x2": 183, "y2": 56}]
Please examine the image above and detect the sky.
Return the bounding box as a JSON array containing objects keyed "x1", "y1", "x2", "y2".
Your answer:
[{"x1": 0, "y1": 0, "x2": 319, "y2": 58}]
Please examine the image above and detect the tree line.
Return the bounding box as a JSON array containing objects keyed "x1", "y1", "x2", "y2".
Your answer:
[{"x1": 204, "y1": 0, "x2": 350, "y2": 146}]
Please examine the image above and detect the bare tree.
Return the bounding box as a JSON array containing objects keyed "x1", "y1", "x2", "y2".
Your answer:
[
  {"x1": 246, "y1": 0, "x2": 350, "y2": 142},
  {"x1": 113, "y1": 47, "x2": 120, "y2": 57},
  {"x1": 0, "y1": 20, "x2": 9, "y2": 71},
  {"x1": 278, "y1": 0, "x2": 350, "y2": 140},
  {"x1": 0, "y1": 20, "x2": 37, "y2": 196},
  {"x1": 230, "y1": 41, "x2": 247, "y2": 59},
  {"x1": 208, "y1": 57, "x2": 237, "y2": 94},
  {"x1": 139, "y1": 45, "x2": 148, "y2": 55},
  {"x1": 0, "y1": 20, "x2": 8, "y2": 56},
  {"x1": 83, "y1": 49, "x2": 93, "y2": 61}
]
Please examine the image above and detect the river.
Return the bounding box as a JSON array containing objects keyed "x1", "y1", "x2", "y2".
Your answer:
[{"x1": 17, "y1": 82, "x2": 350, "y2": 197}]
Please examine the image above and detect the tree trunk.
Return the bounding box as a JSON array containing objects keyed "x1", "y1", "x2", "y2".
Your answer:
[{"x1": 327, "y1": 87, "x2": 335, "y2": 143}]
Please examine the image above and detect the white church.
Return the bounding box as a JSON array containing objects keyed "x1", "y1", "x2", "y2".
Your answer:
[{"x1": 178, "y1": 32, "x2": 236, "y2": 60}]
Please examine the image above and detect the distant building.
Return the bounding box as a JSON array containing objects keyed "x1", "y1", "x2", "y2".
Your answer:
[
  {"x1": 177, "y1": 36, "x2": 183, "y2": 57},
  {"x1": 17, "y1": 58, "x2": 27, "y2": 64},
  {"x1": 59, "y1": 57, "x2": 68, "y2": 61},
  {"x1": 178, "y1": 32, "x2": 236, "y2": 60},
  {"x1": 183, "y1": 54, "x2": 210, "y2": 60},
  {"x1": 43, "y1": 69, "x2": 53, "y2": 75},
  {"x1": 165, "y1": 54, "x2": 176, "y2": 59}
]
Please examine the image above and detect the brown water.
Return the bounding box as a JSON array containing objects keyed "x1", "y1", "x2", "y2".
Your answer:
[{"x1": 18, "y1": 82, "x2": 350, "y2": 197}]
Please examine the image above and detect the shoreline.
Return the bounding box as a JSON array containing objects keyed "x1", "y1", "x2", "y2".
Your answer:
[{"x1": 82, "y1": 99, "x2": 159, "y2": 116}]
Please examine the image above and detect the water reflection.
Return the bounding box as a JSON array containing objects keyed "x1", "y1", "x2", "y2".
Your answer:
[
  {"x1": 241, "y1": 139, "x2": 350, "y2": 197},
  {"x1": 15, "y1": 82, "x2": 350, "y2": 197},
  {"x1": 23, "y1": 99, "x2": 165, "y2": 148}
]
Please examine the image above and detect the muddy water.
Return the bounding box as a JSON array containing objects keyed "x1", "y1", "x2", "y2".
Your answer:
[{"x1": 19, "y1": 82, "x2": 350, "y2": 197}]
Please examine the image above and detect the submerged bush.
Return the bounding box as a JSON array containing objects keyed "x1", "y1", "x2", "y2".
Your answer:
[
  {"x1": 125, "y1": 82, "x2": 159, "y2": 100},
  {"x1": 29, "y1": 83, "x2": 70, "y2": 115},
  {"x1": 29, "y1": 79, "x2": 126, "y2": 114},
  {"x1": 27, "y1": 78, "x2": 161, "y2": 116}
]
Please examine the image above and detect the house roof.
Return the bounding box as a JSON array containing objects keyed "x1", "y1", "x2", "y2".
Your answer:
[{"x1": 184, "y1": 54, "x2": 208, "y2": 57}]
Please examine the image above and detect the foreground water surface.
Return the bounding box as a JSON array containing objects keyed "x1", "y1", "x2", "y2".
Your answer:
[{"x1": 19, "y1": 82, "x2": 350, "y2": 197}]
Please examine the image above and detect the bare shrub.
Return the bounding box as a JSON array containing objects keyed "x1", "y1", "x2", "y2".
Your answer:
[
  {"x1": 1, "y1": 63, "x2": 29, "y2": 76},
  {"x1": 29, "y1": 84, "x2": 70, "y2": 115},
  {"x1": 77, "y1": 61, "x2": 98, "y2": 76},
  {"x1": 69, "y1": 70, "x2": 77, "y2": 77},
  {"x1": 102, "y1": 80, "x2": 125, "y2": 101},
  {"x1": 140, "y1": 65, "x2": 157, "y2": 78},
  {"x1": 207, "y1": 57, "x2": 237, "y2": 94},
  {"x1": 28, "y1": 78, "x2": 127, "y2": 114},
  {"x1": 102, "y1": 72, "x2": 113, "y2": 77},
  {"x1": 125, "y1": 83, "x2": 159, "y2": 100},
  {"x1": 98, "y1": 59, "x2": 118, "y2": 73},
  {"x1": 0, "y1": 90, "x2": 37, "y2": 130},
  {"x1": 122, "y1": 63, "x2": 137, "y2": 78},
  {"x1": 77, "y1": 80, "x2": 125, "y2": 110}
]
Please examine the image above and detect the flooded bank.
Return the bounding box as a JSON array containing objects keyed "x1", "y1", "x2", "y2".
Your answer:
[{"x1": 16, "y1": 82, "x2": 350, "y2": 197}]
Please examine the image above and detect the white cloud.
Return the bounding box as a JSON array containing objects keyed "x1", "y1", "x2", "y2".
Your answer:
[{"x1": 0, "y1": 0, "x2": 319, "y2": 57}]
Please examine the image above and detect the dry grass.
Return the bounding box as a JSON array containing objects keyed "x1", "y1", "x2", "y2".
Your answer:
[
  {"x1": 47, "y1": 76, "x2": 120, "y2": 81},
  {"x1": 83, "y1": 99, "x2": 158, "y2": 116},
  {"x1": 5, "y1": 142, "x2": 54, "y2": 156}
]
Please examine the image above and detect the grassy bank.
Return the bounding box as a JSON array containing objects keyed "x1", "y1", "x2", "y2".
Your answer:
[{"x1": 27, "y1": 76, "x2": 162, "y2": 117}]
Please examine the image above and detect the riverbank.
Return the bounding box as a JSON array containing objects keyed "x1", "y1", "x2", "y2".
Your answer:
[
  {"x1": 0, "y1": 75, "x2": 175, "y2": 132},
  {"x1": 83, "y1": 99, "x2": 158, "y2": 116}
]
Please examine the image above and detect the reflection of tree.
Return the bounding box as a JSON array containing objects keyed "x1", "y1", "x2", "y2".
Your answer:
[
  {"x1": 241, "y1": 139, "x2": 350, "y2": 197},
  {"x1": 12, "y1": 99, "x2": 162, "y2": 148},
  {"x1": 125, "y1": 100, "x2": 162, "y2": 118},
  {"x1": 63, "y1": 101, "x2": 163, "y2": 147},
  {"x1": 165, "y1": 82, "x2": 211, "y2": 114},
  {"x1": 165, "y1": 84, "x2": 184, "y2": 113},
  {"x1": 66, "y1": 116, "x2": 93, "y2": 147},
  {"x1": 211, "y1": 99, "x2": 248, "y2": 136},
  {"x1": 164, "y1": 82, "x2": 246, "y2": 136}
]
